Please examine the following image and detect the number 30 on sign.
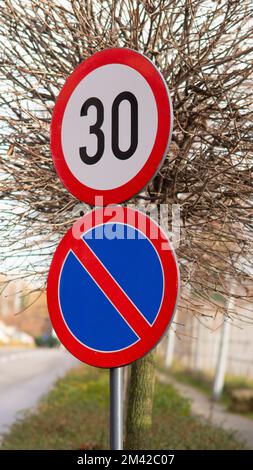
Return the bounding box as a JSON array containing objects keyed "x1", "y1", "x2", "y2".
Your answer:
[{"x1": 51, "y1": 48, "x2": 173, "y2": 206}]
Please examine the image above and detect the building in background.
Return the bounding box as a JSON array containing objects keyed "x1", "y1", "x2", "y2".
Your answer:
[{"x1": 0, "y1": 276, "x2": 51, "y2": 344}]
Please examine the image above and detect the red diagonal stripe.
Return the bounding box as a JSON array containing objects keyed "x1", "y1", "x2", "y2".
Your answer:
[{"x1": 71, "y1": 239, "x2": 151, "y2": 339}]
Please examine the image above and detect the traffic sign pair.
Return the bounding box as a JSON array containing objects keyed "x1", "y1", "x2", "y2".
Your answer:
[{"x1": 47, "y1": 48, "x2": 179, "y2": 368}]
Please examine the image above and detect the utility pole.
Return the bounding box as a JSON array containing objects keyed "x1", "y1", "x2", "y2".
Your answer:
[
  {"x1": 164, "y1": 312, "x2": 177, "y2": 369},
  {"x1": 193, "y1": 317, "x2": 202, "y2": 373},
  {"x1": 213, "y1": 283, "x2": 235, "y2": 400}
]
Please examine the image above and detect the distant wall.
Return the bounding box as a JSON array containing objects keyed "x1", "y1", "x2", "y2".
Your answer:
[
  {"x1": 161, "y1": 295, "x2": 253, "y2": 379},
  {"x1": 0, "y1": 279, "x2": 51, "y2": 337}
]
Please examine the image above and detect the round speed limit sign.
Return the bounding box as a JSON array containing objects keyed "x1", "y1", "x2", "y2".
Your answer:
[{"x1": 51, "y1": 48, "x2": 173, "y2": 206}]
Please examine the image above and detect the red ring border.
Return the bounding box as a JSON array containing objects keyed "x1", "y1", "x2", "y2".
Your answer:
[
  {"x1": 47, "y1": 207, "x2": 179, "y2": 368},
  {"x1": 50, "y1": 48, "x2": 173, "y2": 206}
]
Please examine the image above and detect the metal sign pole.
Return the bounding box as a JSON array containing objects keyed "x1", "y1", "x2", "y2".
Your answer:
[{"x1": 110, "y1": 367, "x2": 123, "y2": 450}]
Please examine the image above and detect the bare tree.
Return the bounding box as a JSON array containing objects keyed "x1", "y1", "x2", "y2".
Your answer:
[{"x1": 0, "y1": 0, "x2": 252, "y2": 449}]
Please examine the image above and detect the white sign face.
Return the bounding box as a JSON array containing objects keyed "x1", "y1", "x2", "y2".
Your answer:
[
  {"x1": 51, "y1": 49, "x2": 173, "y2": 206},
  {"x1": 62, "y1": 64, "x2": 158, "y2": 191}
]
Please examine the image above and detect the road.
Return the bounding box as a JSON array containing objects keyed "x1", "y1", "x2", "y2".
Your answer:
[{"x1": 0, "y1": 347, "x2": 79, "y2": 437}]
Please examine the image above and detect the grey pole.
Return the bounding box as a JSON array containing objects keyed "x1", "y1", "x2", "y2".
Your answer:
[{"x1": 110, "y1": 367, "x2": 123, "y2": 450}]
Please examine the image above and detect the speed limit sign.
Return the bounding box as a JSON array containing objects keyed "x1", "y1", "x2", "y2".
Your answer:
[{"x1": 51, "y1": 48, "x2": 173, "y2": 206}]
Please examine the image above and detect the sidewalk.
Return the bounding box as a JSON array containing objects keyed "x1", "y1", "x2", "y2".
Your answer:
[{"x1": 158, "y1": 372, "x2": 253, "y2": 449}]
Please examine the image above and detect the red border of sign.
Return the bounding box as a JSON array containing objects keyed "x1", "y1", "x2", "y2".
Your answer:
[
  {"x1": 47, "y1": 207, "x2": 179, "y2": 368},
  {"x1": 51, "y1": 48, "x2": 173, "y2": 206}
]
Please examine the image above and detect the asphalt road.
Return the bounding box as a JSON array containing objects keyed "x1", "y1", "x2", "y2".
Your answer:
[{"x1": 0, "y1": 347, "x2": 79, "y2": 437}]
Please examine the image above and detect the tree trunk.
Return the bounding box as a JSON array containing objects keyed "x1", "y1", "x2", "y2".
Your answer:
[{"x1": 125, "y1": 352, "x2": 156, "y2": 450}]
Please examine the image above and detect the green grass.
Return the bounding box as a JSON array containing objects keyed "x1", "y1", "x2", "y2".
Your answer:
[
  {"x1": 1, "y1": 366, "x2": 245, "y2": 450},
  {"x1": 169, "y1": 364, "x2": 253, "y2": 420},
  {"x1": 169, "y1": 365, "x2": 213, "y2": 398}
]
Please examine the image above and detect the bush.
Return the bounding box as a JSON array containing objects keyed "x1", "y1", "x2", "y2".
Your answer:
[{"x1": 35, "y1": 335, "x2": 60, "y2": 348}]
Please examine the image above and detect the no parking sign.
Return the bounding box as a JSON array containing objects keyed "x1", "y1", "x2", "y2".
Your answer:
[
  {"x1": 47, "y1": 208, "x2": 179, "y2": 368},
  {"x1": 51, "y1": 48, "x2": 173, "y2": 206}
]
